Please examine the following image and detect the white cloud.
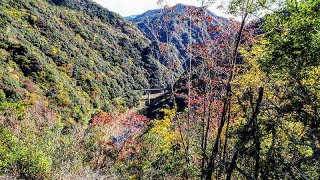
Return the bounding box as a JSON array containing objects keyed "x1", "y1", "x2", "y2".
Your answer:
[{"x1": 92, "y1": 0, "x2": 232, "y2": 18}]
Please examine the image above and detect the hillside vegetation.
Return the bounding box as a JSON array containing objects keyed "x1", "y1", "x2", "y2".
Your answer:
[
  {"x1": 0, "y1": 0, "x2": 165, "y2": 123},
  {"x1": 0, "y1": 0, "x2": 166, "y2": 178},
  {"x1": 0, "y1": 0, "x2": 319, "y2": 179},
  {"x1": 130, "y1": 4, "x2": 230, "y2": 72}
]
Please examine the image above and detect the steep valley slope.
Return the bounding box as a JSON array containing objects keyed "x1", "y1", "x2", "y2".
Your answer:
[
  {"x1": 0, "y1": 0, "x2": 166, "y2": 122},
  {"x1": 129, "y1": 4, "x2": 231, "y2": 74}
]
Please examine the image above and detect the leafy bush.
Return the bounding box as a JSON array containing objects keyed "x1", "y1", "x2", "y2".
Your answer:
[{"x1": 0, "y1": 126, "x2": 51, "y2": 179}]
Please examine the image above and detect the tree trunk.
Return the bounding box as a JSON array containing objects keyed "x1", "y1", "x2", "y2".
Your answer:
[{"x1": 226, "y1": 87, "x2": 264, "y2": 180}]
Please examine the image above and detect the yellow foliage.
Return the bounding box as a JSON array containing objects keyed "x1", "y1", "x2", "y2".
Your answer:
[
  {"x1": 75, "y1": 34, "x2": 82, "y2": 40},
  {"x1": 108, "y1": 70, "x2": 116, "y2": 76},
  {"x1": 57, "y1": 90, "x2": 72, "y2": 106},
  {"x1": 64, "y1": 118, "x2": 76, "y2": 127},
  {"x1": 0, "y1": 49, "x2": 9, "y2": 59},
  {"x1": 230, "y1": 39, "x2": 313, "y2": 158},
  {"x1": 233, "y1": 39, "x2": 268, "y2": 92},
  {"x1": 231, "y1": 39, "x2": 268, "y2": 121},
  {"x1": 51, "y1": 46, "x2": 59, "y2": 55},
  {"x1": 297, "y1": 145, "x2": 313, "y2": 157},
  {"x1": 149, "y1": 108, "x2": 178, "y2": 153},
  {"x1": 302, "y1": 66, "x2": 320, "y2": 100},
  {"x1": 13, "y1": 74, "x2": 19, "y2": 80},
  {"x1": 129, "y1": 175, "x2": 137, "y2": 180},
  {"x1": 25, "y1": 93, "x2": 37, "y2": 105},
  {"x1": 81, "y1": 74, "x2": 87, "y2": 81},
  {"x1": 4, "y1": 9, "x2": 24, "y2": 19},
  {"x1": 30, "y1": 15, "x2": 38, "y2": 22},
  {"x1": 89, "y1": 57, "x2": 95, "y2": 65},
  {"x1": 39, "y1": 71, "x2": 47, "y2": 80},
  {"x1": 6, "y1": 66, "x2": 13, "y2": 73}
]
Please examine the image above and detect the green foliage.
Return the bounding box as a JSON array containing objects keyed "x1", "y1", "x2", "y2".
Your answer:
[
  {"x1": 0, "y1": 0, "x2": 318, "y2": 179},
  {"x1": 0, "y1": 101, "x2": 26, "y2": 119},
  {"x1": 262, "y1": 0, "x2": 320, "y2": 76},
  {"x1": 0, "y1": 100, "x2": 120, "y2": 179},
  {"x1": 228, "y1": 0, "x2": 275, "y2": 16},
  {"x1": 0, "y1": 126, "x2": 51, "y2": 179},
  {"x1": 233, "y1": 39, "x2": 319, "y2": 179},
  {"x1": 0, "y1": 90, "x2": 5, "y2": 102},
  {"x1": 262, "y1": 0, "x2": 320, "y2": 154},
  {"x1": 0, "y1": 0, "x2": 165, "y2": 122},
  {"x1": 115, "y1": 108, "x2": 191, "y2": 179},
  {"x1": 229, "y1": 1, "x2": 320, "y2": 177}
]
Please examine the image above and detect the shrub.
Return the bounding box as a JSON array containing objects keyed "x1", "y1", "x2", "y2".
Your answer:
[
  {"x1": 0, "y1": 126, "x2": 51, "y2": 179},
  {"x1": 0, "y1": 90, "x2": 5, "y2": 102}
]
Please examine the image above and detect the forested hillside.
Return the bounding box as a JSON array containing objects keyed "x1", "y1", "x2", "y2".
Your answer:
[
  {"x1": 0, "y1": 0, "x2": 319, "y2": 179},
  {"x1": 0, "y1": 0, "x2": 166, "y2": 178},
  {"x1": 0, "y1": 0, "x2": 165, "y2": 122},
  {"x1": 129, "y1": 4, "x2": 230, "y2": 74}
]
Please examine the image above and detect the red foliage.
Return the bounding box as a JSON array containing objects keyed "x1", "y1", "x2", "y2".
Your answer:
[
  {"x1": 121, "y1": 113, "x2": 149, "y2": 134},
  {"x1": 206, "y1": 15, "x2": 213, "y2": 23},
  {"x1": 111, "y1": 114, "x2": 149, "y2": 159},
  {"x1": 159, "y1": 43, "x2": 167, "y2": 53},
  {"x1": 89, "y1": 111, "x2": 112, "y2": 127}
]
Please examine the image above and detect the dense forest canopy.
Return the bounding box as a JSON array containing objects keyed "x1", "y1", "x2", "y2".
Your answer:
[
  {"x1": 0, "y1": 0, "x2": 167, "y2": 122},
  {"x1": 0, "y1": 0, "x2": 319, "y2": 179}
]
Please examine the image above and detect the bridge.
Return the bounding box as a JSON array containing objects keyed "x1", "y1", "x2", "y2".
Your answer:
[{"x1": 136, "y1": 88, "x2": 168, "y2": 106}]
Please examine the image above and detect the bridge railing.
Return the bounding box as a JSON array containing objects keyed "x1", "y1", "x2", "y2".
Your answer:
[{"x1": 134, "y1": 88, "x2": 169, "y2": 105}]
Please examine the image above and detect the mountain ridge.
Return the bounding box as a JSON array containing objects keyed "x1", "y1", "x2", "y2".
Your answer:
[{"x1": 128, "y1": 4, "x2": 231, "y2": 74}]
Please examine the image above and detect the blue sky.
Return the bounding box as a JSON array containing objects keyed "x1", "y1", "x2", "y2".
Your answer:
[{"x1": 92, "y1": 0, "x2": 232, "y2": 18}]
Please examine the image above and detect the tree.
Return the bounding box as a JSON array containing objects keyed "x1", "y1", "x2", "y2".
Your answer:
[
  {"x1": 258, "y1": 0, "x2": 320, "y2": 178},
  {"x1": 262, "y1": 0, "x2": 320, "y2": 158}
]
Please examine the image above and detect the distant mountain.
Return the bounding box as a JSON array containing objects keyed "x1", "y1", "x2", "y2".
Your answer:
[
  {"x1": 129, "y1": 4, "x2": 230, "y2": 73},
  {"x1": 125, "y1": 15, "x2": 139, "y2": 20},
  {"x1": 0, "y1": 0, "x2": 166, "y2": 122}
]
